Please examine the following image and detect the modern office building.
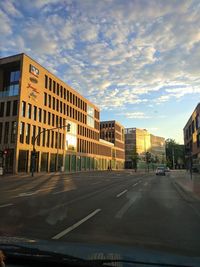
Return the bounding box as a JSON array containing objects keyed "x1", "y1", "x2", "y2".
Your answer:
[
  {"x1": 183, "y1": 103, "x2": 200, "y2": 171},
  {"x1": 100, "y1": 120, "x2": 125, "y2": 169},
  {"x1": 125, "y1": 128, "x2": 165, "y2": 168},
  {"x1": 0, "y1": 53, "x2": 123, "y2": 174}
]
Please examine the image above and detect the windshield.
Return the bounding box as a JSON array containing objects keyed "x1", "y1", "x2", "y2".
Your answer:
[{"x1": 1, "y1": 0, "x2": 200, "y2": 265}]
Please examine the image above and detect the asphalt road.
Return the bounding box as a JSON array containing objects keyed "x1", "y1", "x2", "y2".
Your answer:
[{"x1": 1, "y1": 170, "x2": 200, "y2": 257}]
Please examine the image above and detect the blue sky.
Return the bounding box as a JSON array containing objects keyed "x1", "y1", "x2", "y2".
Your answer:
[{"x1": 1, "y1": 0, "x2": 200, "y2": 144}]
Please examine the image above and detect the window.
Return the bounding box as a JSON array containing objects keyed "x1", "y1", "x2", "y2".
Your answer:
[
  {"x1": 43, "y1": 110, "x2": 46, "y2": 124},
  {"x1": 51, "y1": 131, "x2": 54, "y2": 148},
  {"x1": 48, "y1": 94, "x2": 51, "y2": 108},
  {"x1": 38, "y1": 108, "x2": 42, "y2": 122},
  {"x1": 52, "y1": 114, "x2": 55, "y2": 126},
  {"x1": 37, "y1": 127, "x2": 41, "y2": 146},
  {"x1": 44, "y1": 92, "x2": 47, "y2": 106},
  {"x1": 20, "y1": 122, "x2": 25, "y2": 143},
  {"x1": 70, "y1": 92, "x2": 72, "y2": 103},
  {"x1": 32, "y1": 125, "x2": 36, "y2": 145},
  {"x1": 55, "y1": 132, "x2": 58, "y2": 148},
  {"x1": 60, "y1": 86, "x2": 63, "y2": 98},
  {"x1": 0, "y1": 123, "x2": 2, "y2": 144},
  {"x1": 28, "y1": 104, "x2": 32, "y2": 119},
  {"x1": 56, "y1": 99, "x2": 59, "y2": 111},
  {"x1": 197, "y1": 133, "x2": 200, "y2": 148},
  {"x1": 11, "y1": 121, "x2": 17, "y2": 143},
  {"x1": 25, "y1": 124, "x2": 31, "y2": 144},
  {"x1": 64, "y1": 88, "x2": 66, "y2": 99},
  {"x1": 10, "y1": 70, "x2": 20, "y2": 82},
  {"x1": 73, "y1": 94, "x2": 75, "y2": 105},
  {"x1": 87, "y1": 105, "x2": 94, "y2": 128},
  {"x1": 46, "y1": 130, "x2": 50, "y2": 147},
  {"x1": 59, "y1": 116, "x2": 62, "y2": 127},
  {"x1": 53, "y1": 97, "x2": 55, "y2": 110},
  {"x1": 60, "y1": 101, "x2": 63, "y2": 113},
  {"x1": 53, "y1": 81, "x2": 56, "y2": 93},
  {"x1": 12, "y1": 100, "x2": 18, "y2": 116},
  {"x1": 42, "y1": 128, "x2": 46, "y2": 147},
  {"x1": 21, "y1": 101, "x2": 26, "y2": 117},
  {"x1": 0, "y1": 102, "x2": 5, "y2": 117},
  {"x1": 63, "y1": 103, "x2": 66, "y2": 115},
  {"x1": 67, "y1": 90, "x2": 69, "y2": 101},
  {"x1": 57, "y1": 83, "x2": 59, "y2": 96},
  {"x1": 45, "y1": 75, "x2": 48, "y2": 89},
  {"x1": 196, "y1": 114, "x2": 200, "y2": 129},
  {"x1": 6, "y1": 101, "x2": 11, "y2": 116},
  {"x1": 49, "y1": 78, "x2": 52, "y2": 91},
  {"x1": 56, "y1": 115, "x2": 59, "y2": 127},
  {"x1": 48, "y1": 112, "x2": 51, "y2": 125},
  {"x1": 33, "y1": 106, "x2": 37, "y2": 121}
]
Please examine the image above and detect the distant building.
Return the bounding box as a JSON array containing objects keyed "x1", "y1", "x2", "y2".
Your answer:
[
  {"x1": 100, "y1": 121, "x2": 125, "y2": 169},
  {"x1": 125, "y1": 128, "x2": 165, "y2": 169},
  {"x1": 183, "y1": 103, "x2": 200, "y2": 171}
]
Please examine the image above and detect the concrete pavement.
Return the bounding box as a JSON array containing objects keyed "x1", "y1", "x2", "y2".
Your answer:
[{"x1": 1, "y1": 171, "x2": 200, "y2": 258}]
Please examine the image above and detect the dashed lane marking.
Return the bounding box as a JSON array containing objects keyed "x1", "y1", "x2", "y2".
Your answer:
[
  {"x1": 116, "y1": 189, "x2": 128, "y2": 198},
  {"x1": 52, "y1": 209, "x2": 101, "y2": 240},
  {"x1": 0, "y1": 203, "x2": 13, "y2": 208}
]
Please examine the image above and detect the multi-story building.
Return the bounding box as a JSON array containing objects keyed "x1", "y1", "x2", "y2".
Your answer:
[
  {"x1": 183, "y1": 103, "x2": 200, "y2": 171},
  {"x1": 100, "y1": 121, "x2": 125, "y2": 169},
  {"x1": 125, "y1": 128, "x2": 165, "y2": 168},
  {"x1": 0, "y1": 53, "x2": 123, "y2": 174}
]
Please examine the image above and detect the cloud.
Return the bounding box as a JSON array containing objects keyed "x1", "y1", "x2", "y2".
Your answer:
[
  {"x1": 1, "y1": 1, "x2": 22, "y2": 17},
  {"x1": 117, "y1": 111, "x2": 150, "y2": 119}
]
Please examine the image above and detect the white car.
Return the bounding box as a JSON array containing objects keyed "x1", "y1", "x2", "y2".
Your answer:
[{"x1": 156, "y1": 167, "x2": 166, "y2": 176}]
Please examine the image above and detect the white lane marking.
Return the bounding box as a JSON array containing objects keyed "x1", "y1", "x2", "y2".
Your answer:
[
  {"x1": 132, "y1": 182, "x2": 139, "y2": 187},
  {"x1": 52, "y1": 209, "x2": 101, "y2": 240},
  {"x1": 17, "y1": 192, "x2": 38, "y2": 197},
  {"x1": 115, "y1": 195, "x2": 138, "y2": 218},
  {"x1": 0, "y1": 203, "x2": 13, "y2": 208},
  {"x1": 116, "y1": 189, "x2": 128, "y2": 198},
  {"x1": 92, "y1": 181, "x2": 101, "y2": 185}
]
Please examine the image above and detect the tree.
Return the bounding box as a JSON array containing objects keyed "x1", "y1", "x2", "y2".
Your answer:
[
  {"x1": 165, "y1": 139, "x2": 185, "y2": 169},
  {"x1": 130, "y1": 150, "x2": 139, "y2": 171}
]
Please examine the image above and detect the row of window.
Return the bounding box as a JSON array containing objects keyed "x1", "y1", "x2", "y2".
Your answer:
[
  {"x1": 45, "y1": 75, "x2": 87, "y2": 110},
  {"x1": 0, "y1": 121, "x2": 17, "y2": 145},
  {"x1": 20, "y1": 122, "x2": 65, "y2": 149},
  {"x1": 100, "y1": 131, "x2": 115, "y2": 139},
  {"x1": 0, "y1": 100, "x2": 18, "y2": 117},
  {"x1": 78, "y1": 125, "x2": 99, "y2": 140},
  {"x1": 100, "y1": 122, "x2": 114, "y2": 129},
  {"x1": 44, "y1": 75, "x2": 100, "y2": 120},
  {"x1": 185, "y1": 114, "x2": 200, "y2": 140},
  {"x1": 43, "y1": 95, "x2": 88, "y2": 124},
  {"x1": 22, "y1": 101, "x2": 66, "y2": 128}
]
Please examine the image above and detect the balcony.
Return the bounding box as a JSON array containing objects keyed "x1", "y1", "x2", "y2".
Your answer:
[{"x1": 0, "y1": 84, "x2": 19, "y2": 98}]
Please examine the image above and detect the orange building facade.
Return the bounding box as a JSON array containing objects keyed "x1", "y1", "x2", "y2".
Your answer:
[{"x1": 0, "y1": 54, "x2": 124, "y2": 174}]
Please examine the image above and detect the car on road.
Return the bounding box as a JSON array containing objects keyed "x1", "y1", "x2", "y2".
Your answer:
[{"x1": 155, "y1": 167, "x2": 166, "y2": 176}]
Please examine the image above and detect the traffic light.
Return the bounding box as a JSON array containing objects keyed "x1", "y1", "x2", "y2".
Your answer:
[{"x1": 67, "y1": 123, "x2": 71, "y2": 132}]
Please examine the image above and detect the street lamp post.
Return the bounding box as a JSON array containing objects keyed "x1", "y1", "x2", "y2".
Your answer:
[{"x1": 31, "y1": 123, "x2": 70, "y2": 177}]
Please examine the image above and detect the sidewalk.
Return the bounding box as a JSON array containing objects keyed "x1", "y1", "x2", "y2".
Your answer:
[{"x1": 171, "y1": 170, "x2": 200, "y2": 200}]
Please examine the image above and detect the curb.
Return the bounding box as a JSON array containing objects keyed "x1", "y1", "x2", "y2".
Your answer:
[{"x1": 172, "y1": 179, "x2": 200, "y2": 202}]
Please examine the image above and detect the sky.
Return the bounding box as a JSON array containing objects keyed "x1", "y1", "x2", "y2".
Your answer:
[{"x1": 1, "y1": 0, "x2": 200, "y2": 144}]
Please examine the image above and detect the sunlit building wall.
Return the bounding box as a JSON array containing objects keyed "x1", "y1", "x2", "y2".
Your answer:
[
  {"x1": 0, "y1": 53, "x2": 119, "y2": 173},
  {"x1": 125, "y1": 128, "x2": 165, "y2": 168}
]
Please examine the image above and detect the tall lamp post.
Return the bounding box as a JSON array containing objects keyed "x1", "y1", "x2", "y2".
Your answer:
[{"x1": 31, "y1": 123, "x2": 71, "y2": 177}]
